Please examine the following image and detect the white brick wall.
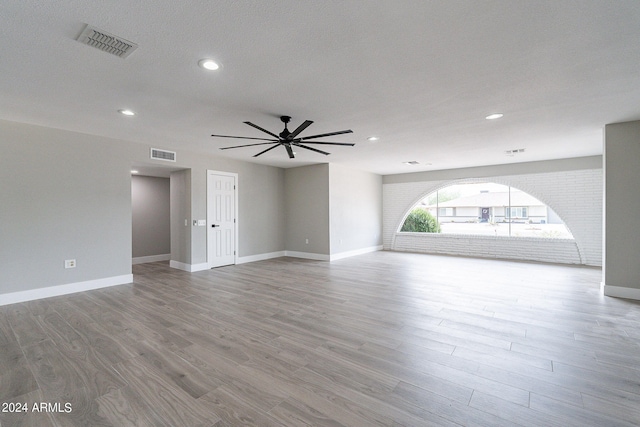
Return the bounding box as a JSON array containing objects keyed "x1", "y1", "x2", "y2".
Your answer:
[{"x1": 383, "y1": 169, "x2": 602, "y2": 266}]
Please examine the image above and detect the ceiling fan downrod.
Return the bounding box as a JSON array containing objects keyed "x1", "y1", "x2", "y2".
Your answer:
[{"x1": 279, "y1": 116, "x2": 291, "y2": 139}]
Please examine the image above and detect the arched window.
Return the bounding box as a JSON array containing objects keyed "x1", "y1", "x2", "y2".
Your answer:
[{"x1": 400, "y1": 182, "x2": 574, "y2": 239}]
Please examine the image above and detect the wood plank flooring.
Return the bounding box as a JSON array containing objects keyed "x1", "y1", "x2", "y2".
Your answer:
[{"x1": 1, "y1": 252, "x2": 640, "y2": 426}]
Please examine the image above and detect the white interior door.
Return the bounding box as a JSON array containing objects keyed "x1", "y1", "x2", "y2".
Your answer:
[{"x1": 207, "y1": 171, "x2": 236, "y2": 268}]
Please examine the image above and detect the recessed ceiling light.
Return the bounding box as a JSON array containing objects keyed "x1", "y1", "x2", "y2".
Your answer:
[
  {"x1": 119, "y1": 109, "x2": 135, "y2": 116},
  {"x1": 199, "y1": 59, "x2": 220, "y2": 71},
  {"x1": 403, "y1": 161, "x2": 420, "y2": 165},
  {"x1": 485, "y1": 113, "x2": 503, "y2": 120},
  {"x1": 131, "y1": 170, "x2": 139, "y2": 174},
  {"x1": 367, "y1": 136, "x2": 379, "y2": 141}
]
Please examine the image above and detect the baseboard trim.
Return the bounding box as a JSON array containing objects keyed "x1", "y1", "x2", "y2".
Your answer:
[
  {"x1": 0, "y1": 274, "x2": 133, "y2": 307},
  {"x1": 603, "y1": 284, "x2": 640, "y2": 301},
  {"x1": 284, "y1": 251, "x2": 331, "y2": 261},
  {"x1": 191, "y1": 263, "x2": 210, "y2": 272},
  {"x1": 169, "y1": 260, "x2": 209, "y2": 272},
  {"x1": 330, "y1": 245, "x2": 383, "y2": 261},
  {"x1": 264, "y1": 247, "x2": 384, "y2": 262},
  {"x1": 169, "y1": 247, "x2": 383, "y2": 268},
  {"x1": 237, "y1": 251, "x2": 286, "y2": 264},
  {"x1": 132, "y1": 254, "x2": 171, "y2": 265}
]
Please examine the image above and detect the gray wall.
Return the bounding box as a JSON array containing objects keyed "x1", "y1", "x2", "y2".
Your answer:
[
  {"x1": 604, "y1": 120, "x2": 640, "y2": 294},
  {"x1": 0, "y1": 119, "x2": 287, "y2": 296},
  {"x1": 0, "y1": 121, "x2": 132, "y2": 293},
  {"x1": 329, "y1": 164, "x2": 382, "y2": 255},
  {"x1": 170, "y1": 169, "x2": 191, "y2": 264},
  {"x1": 176, "y1": 153, "x2": 286, "y2": 265},
  {"x1": 284, "y1": 164, "x2": 330, "y2": 255},
  {"x1": 1, "y1": 118, "x2": 380, "y2": 300},
  {"x1": 238, "y1": 162, "x2": 286, "y2": 257},
  {"x1": 283, "y1": 164, "x2": 383, "y2": 257},
  {"x1": 132, "y1": 175, "x2": 170, "y2": 258}
]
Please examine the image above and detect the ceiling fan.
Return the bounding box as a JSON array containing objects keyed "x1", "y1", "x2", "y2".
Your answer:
[{"x1": 212, "y1": 116, "x2": 355, "y2": 159}]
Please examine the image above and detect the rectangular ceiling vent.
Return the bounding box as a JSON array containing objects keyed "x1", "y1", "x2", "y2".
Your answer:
[
  {"x1": 76, "y1": 24, "x2": 138, "y2": 58},
  {"x1": 505, "y1": 148, "x2": 526, "y2": 156},
  {"x1": 150, "y1": 148, "x2": 176, "y2": 162}
]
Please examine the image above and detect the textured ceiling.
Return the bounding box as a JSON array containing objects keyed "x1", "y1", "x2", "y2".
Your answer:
[{"x1": 1, "y1": 1, "x2": 639, "y2": 175}]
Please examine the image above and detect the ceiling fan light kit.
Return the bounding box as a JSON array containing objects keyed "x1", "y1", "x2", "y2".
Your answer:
[{"x1": 212, "y1": 115, "x2": 355, "y2": 159}]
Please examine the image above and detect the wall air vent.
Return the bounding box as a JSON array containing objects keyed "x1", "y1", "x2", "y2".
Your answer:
[
  {"x1": 150, "y1": 148, "x2": 176, "y2": 162},
  {"x1": 505, "y1": 148, "x2": 526, "y2": 156},
  {"x1": 76, "y1": 24, "x2": 138, "y2": 58}
]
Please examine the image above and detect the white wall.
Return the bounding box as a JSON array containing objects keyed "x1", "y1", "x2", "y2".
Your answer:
[
  {"x1": 603, "y1": 120, "x2": 640, "y2": 299},
  {"x1": 383, "y1": 157, "x2": 602, "y2": 266}
]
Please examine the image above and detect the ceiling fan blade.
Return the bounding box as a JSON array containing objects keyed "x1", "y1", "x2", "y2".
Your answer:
[
  {"x1": 244, "y1": 121, "x2": 280, "y2": 139},
  {"x1": 288, "y1": 120, "x2": 313, "y2": 139},
  {"x1": 212, "y1": 134, "x2": 277, "y2": 142},
  {"x1": 284, "y1": 144, "x2": 295, "y2": 159},
  {"x1": 293, "y1": 140, "x2": 355, "y2": 146},
  {"x1": 253, "y1": 144, "x2": 281, "y2": 157},
  {"x1": 294, "y1": 143, "x2": 330, "y2": 156},
  {"x1": 219, "y1": 142, "x2": 278, "y2": 150},
  {"x1": 298, "y1": 129, "x2": 353, "y2": 140}
]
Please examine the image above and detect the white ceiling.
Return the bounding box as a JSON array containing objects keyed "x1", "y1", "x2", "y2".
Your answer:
[{"x1": 2, "y1": 1, "x2": 639, "y2": 175}]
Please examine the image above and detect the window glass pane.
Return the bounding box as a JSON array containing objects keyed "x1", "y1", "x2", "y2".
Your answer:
[{"x1": 400, "y1": 182, "x2": 574, "y2": 239}]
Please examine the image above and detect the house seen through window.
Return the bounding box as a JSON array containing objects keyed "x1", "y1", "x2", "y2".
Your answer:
[{"x1": 400, "y1": 182, "x2": 574, "y2": 239}]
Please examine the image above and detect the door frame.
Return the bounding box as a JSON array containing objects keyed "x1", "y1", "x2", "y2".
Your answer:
[{"x1": 207, "y1": 170, "x2": 238, "y2": 268}]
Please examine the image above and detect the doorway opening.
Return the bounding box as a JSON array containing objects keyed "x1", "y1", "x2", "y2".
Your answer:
[{"x1": 131, "y1": 164, "x2": 189, "y2": 269}]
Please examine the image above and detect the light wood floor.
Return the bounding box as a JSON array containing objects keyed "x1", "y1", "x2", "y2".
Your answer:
[{"x1": 1, "y1": 252, "x2": 640, "y2": 426}]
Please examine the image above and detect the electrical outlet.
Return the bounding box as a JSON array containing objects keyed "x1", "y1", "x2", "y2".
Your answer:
[
  {"x1": 65, "y1": 259, "x2": 76, "y2": 269},
  {"x1": 305, "y1": 238, "x2": 309, "y2": 244}
]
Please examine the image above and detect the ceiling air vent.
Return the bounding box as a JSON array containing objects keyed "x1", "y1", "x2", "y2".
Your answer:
[
  {"x1": 150, "y1": 148, "x2": 176, "y2": 162},
  {"x1": 76, "y1": 24, "x2": 138, "y2": 58},
  {"x1": 505, "y1": 148, "x2": 526, "y2": 156}
]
